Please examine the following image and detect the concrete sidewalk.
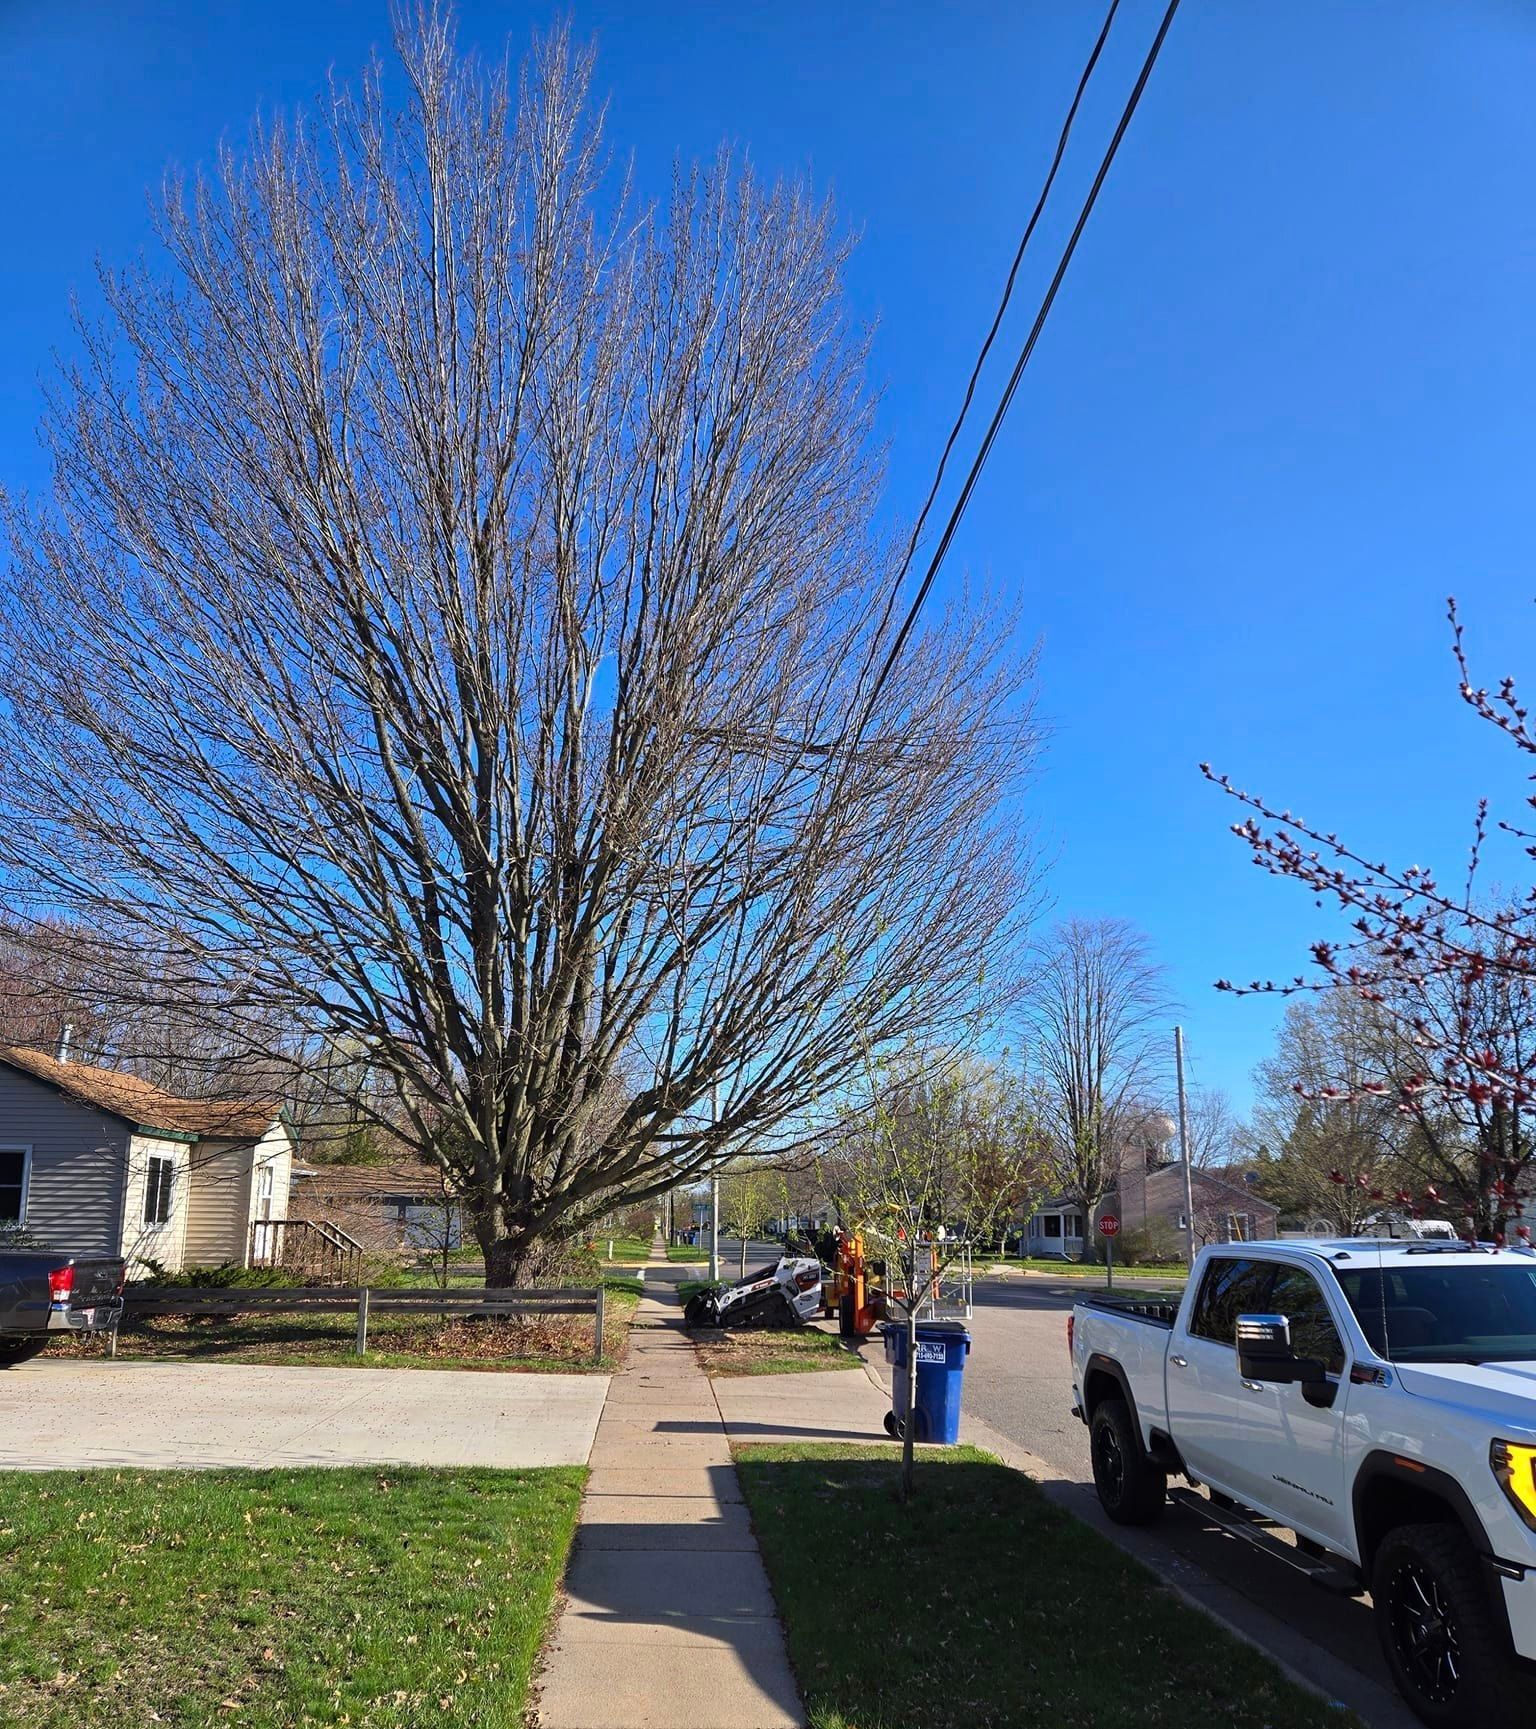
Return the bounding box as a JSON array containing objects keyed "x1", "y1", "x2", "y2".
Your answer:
[{"x1": 535, "y1": 1281, "x2": 804, "y2": 1729}]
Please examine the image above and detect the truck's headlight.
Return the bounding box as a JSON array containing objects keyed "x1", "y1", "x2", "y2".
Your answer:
[{"x1": 1491, "y1": 1440, "x2": 1536, "y2": 1531}]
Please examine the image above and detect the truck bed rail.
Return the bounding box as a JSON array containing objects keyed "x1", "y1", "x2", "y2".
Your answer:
[{"x1": 1080, "y1": 1293, "x2": 1178, "y2": 1327}]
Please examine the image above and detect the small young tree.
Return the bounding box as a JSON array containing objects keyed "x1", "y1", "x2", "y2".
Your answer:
[
  {"x1": 716, "y1": 1162, "x2": 775, "y2": 1277},
  {"x1": 821, "y1": 1055, "x2": 1048, "y2": 1502}
]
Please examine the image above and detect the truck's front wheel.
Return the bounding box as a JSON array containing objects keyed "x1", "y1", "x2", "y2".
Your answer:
[
  {"x1": 1089, "y1": 1396, "x2": 1165, "y2": 1525},
  {"x1": 1372, "y1": 1522, "x2": 1520, "y2": 1729}
]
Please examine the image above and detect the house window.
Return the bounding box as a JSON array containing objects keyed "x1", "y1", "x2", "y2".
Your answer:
[
  {"x1": 143, "y1": 1156, "x2": 176, "y2": 1227},
  {"x1": 1067, "y1": 1213, "x2": 1085, "y2": 1239},
  {"x1": 0, "y1": 1147, "x2": 29, "y2": 1223},
  {"x1": 1042, "y1": 1215, "x2": 1062, "y2": 1239},
  {"x1": 1225, "y1": 1212, "x2": 1253, "y2": 1243}
]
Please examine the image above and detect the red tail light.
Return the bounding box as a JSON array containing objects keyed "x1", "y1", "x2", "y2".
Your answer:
[
  {"x1": 48, "y1": 1265, "x2": 75, "y2": 1303},
  {"x1": 1066, "y1": 1314, "x2": 1075, "y2": 1356}
]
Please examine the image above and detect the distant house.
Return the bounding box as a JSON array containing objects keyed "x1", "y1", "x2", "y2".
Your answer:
[
  {"x1": 287, "y1": 1159, "x2": 462, "y2": 1256},
  {"x1": 1111, "y1": 1153, "x2": 1279, "y2": 1250},
  {"x1": 1024, "y1": 1142, "x2": 1279, "y2": 1258},
  {"x1": 0, "y1": 1043, "x2": 292, "y2": 1275}
]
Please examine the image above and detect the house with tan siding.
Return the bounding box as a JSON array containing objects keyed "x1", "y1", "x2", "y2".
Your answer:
[{"x1": 0, "y1": 1044, "x2": 292, "y2": 1276}]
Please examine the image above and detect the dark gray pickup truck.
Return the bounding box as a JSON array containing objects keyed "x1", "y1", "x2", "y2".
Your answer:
[{"x1": 0, "y1": 1239, "x2": 125, "y2": 1366}]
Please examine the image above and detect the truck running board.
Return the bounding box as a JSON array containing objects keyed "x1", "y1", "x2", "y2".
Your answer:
[{"x1": 1168, "y1": 1489, "x2": 1363, "y2": 1595}]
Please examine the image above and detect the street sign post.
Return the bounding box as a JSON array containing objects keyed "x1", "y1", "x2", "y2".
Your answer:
[{"x1": 1100, "y1": 1213, "x2": 1120, "y2": 1291}]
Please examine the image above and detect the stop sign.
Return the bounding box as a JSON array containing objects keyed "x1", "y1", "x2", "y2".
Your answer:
[{"x1": 1100, "y1": 1213, "x2": 1121, "y2": 1238}]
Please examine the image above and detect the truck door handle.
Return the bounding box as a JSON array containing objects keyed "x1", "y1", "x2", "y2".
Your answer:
[
  {"x1": 1240, "y1": 1379, "x2": 1266, "y2": 1393},
  {"x1": 1170, "y1": 1355, "x2": 1188, "y2": 1368}
]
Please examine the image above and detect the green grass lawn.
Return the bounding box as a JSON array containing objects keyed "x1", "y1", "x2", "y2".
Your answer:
[
  {"x1": 594, "y1": 1235, "x2": 652, "y2": 1262},
  {"x1": 735, "y1": 1444, "x2": 1358, "y2": 1729},
  {"x1": 665, "y1": 1245, "x2": 708, "y2": 1262},
  {"x1": 53, "y1": 1286, "x2": 640, "y2": 1374},
  {"x1": 0, "y1": 1466, "x2": 583, "y2": 1729}
]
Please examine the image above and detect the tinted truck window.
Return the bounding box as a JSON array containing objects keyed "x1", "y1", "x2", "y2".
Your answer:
[
  {"x1": 1267, "y1": 1264, "x2": 1346, "y2": 1375},
  {"x1": 1189, "y1": 1257, "x2": 1270, "y2": 1345}
]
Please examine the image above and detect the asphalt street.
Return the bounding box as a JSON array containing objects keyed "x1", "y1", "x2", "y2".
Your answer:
[{"x1": 961, "y1": 1274, "x2": 1420, "y2": 1729}]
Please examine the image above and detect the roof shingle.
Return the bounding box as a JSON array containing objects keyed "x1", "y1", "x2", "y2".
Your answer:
[{"x1": 0, "y1": 1045, "x2": 280, "y2": 1140}]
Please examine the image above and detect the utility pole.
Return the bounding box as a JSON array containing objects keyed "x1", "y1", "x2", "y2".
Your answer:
[
  {"x1": 708, "y1": 1083, "x2": 721, "y2": 1284},
  {"x1": 1175, "y1": 1025, "x2": 1195, "y2": 1268}
]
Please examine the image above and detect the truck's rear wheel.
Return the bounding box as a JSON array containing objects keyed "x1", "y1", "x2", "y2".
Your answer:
[
  {"x1": 1089, "y1": 1396, "x2": 1165, "y2": 1525},
  {"x1": 1372, "y1": 1522, "x2": 1520, "y2": 1729},
  {"x1": 0, "y1": 1338, "x2": 48, "y2": 1369}
]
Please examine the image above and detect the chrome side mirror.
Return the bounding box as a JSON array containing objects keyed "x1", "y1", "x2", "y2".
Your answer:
[{"x1": 1236, "y1": 1313, "x2": 1292, "y2": 1354}]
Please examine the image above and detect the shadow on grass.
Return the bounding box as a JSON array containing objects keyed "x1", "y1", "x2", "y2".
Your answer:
[{"x1": 733, "y1": 1445, "x2": 1361, "y2": 1729}]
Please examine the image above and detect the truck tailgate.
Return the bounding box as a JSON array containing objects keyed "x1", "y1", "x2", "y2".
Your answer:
[{"x1": 1072, "y1": 1301, "x2": 1173, "y2": 1443}]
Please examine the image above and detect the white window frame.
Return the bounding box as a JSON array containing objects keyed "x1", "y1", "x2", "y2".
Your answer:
[
  {"x1": 143, "y1": 1155, "x2": 176, "y2": 1229},
  {"x1": 0, "y1": 1144, "x2": 32, "y2": 1226}
]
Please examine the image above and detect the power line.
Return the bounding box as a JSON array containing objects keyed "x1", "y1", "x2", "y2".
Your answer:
[
  {"x1": 858, "y1": 0, "x2": 1184, "y2": 736},
  {"x1": 863, "y1": 0, "x2": 1126, "y2": 663}
]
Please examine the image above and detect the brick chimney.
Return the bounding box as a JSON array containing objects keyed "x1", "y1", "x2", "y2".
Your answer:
[{"x1": 1117, "y1": 1137, "x2": 1148, "y2": 1230}]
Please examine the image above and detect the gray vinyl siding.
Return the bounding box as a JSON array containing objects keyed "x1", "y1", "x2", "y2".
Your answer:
[{"x1": 0, "y1": 1063, "x2": 130, "y2": 1255}]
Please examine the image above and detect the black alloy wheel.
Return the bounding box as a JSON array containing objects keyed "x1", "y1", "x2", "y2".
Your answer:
[
  {"x1": 1088, "y1": 1396, "x2": 1166, "y2": 1525},
  {"x1": 1386, "y1": 1559, "x2": 1463, "y2": 1708},
  {"x1": 1371, "y1": 1522, "x2": 1521, "y2": 1729},
  {"x1": 1092, "y1": 1412, "x2": 1126, "y2": 1502}
]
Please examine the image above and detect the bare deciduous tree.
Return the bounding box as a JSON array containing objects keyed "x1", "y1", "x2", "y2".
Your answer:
[
  {"x1": 0, "y1": 17, "x2": 1040, "y2": 1282},
  {"x1": 1024, "y1": 918, "x2": 1171, "y2": 1254},
  {"x1": 1249, "y1": 994, "x2": 1409, "y2": 1234},
  {"x1": 1180, "y1": 1083, "x2": 1242, "y2": 1170}
]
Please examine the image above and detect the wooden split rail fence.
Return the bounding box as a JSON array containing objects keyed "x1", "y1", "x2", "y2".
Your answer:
[{"x1": 116, "y1": 1284, "x2": 607, "y2": 1364}]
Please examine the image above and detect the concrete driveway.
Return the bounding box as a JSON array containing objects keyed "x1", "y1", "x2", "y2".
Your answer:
[{"x1": 0, "y1": 1357, "x2": 609, "y2": 1470}]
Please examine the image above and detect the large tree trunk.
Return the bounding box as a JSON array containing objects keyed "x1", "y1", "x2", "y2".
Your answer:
[{"x1": 483, "y1": 1230, "x2": 540, "y2": 1289}]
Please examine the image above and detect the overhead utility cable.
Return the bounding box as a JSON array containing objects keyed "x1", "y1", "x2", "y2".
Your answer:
[{"x1": 855, "y1": 0, "x2": 1184, "y2": 738}]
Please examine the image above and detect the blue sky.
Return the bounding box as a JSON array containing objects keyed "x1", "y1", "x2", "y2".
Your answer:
[{"x1": 3, "y1": 0, "x2": 1535, "y2": 1114}]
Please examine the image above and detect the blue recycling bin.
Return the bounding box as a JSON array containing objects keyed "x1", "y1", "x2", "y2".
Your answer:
[{"x1": 881, "y1": 1319, "x2": 971, "y2": 1444}]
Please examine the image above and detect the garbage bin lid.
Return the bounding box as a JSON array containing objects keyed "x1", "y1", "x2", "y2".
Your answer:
[{"x1": 913, "y1": 1319, "x2": 970, "y2": 1337}]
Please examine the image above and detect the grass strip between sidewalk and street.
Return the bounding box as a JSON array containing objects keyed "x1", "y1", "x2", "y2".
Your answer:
[
  {"x1": 734, "y1": 1444, "x2": 1360, "y2": 1729},
  {"x1": 690, "y1": 1325, "x2": 862, "y2": 1377},
  {"x1": 0, "y1": 1465, "x2": 584, "y2": 1729}
]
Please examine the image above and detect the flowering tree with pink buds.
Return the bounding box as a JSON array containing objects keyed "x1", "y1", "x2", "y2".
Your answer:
[{"x1": 1205, "y1": 600, "x2": 1536, "y2": 1248}]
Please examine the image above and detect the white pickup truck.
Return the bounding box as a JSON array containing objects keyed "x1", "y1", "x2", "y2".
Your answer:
[{"x1": 1070, "y1": 1239, "x2": 1536, "y2": 1728}]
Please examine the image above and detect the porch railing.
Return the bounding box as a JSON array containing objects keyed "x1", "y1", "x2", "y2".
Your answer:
[{"x1": 249, "y1": 1218, "x2": 364, "y2": 1283}]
